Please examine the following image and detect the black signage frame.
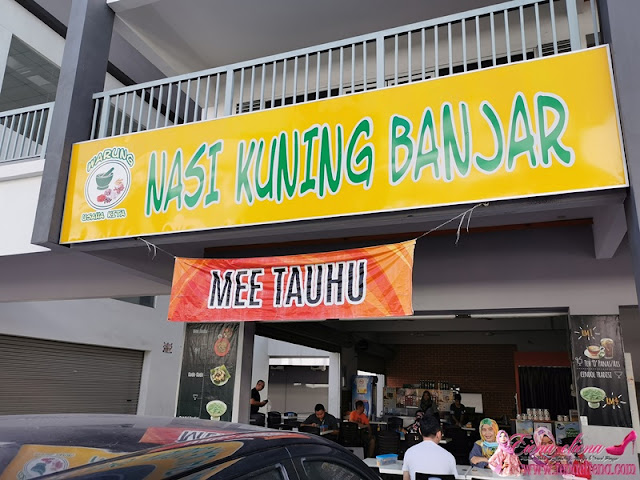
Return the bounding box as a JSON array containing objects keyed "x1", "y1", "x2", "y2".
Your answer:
[
  {"x1": 177, "y1": 323, "x2": 239, "y2": 422},
  {"x1": 569, "y1": 315, "x2": 632, "y2": 427}
]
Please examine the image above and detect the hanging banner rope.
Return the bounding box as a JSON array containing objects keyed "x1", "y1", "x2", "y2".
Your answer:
[{"x1": 144, "y1": 202, "x2": 487, "y2": 322}]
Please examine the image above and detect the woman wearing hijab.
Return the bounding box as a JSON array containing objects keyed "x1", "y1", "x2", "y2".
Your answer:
[
  {"x1": 531, "y1": 426, "x2": 573, "y2": 473},
  {"x1": 419, "y1": 391, "x2": 438, "y2": 417},
  {"x1": 469, "y1": 418, "x2": 499, "y2": 468},
  {"x1": 488, "y1": 430, "x2": 522, "y2": 476}
]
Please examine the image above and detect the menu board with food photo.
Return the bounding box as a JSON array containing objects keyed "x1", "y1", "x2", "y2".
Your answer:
[
  {"x1": 569, "y1": 315, "x2": 632, "y2": 427},
  {"x1": 176, "y1": 323, "x2": 239, "y2": 422}
]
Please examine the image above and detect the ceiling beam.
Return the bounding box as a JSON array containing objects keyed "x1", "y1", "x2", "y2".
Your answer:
[
  {"x1": 592, "y1": 204, "x2": 627, "y2": 259},
  {"x1": 70, "y1": 190, "x2": 624, "y2": 253},
  {"x1": 201, "y1": 218, "x2": 593, "y2": 257},
  {"x1": 255, "y1": 322, "x2": 351, "y2": 353},
  {"x1": 107, "y1": 0, "x2": 163, "y2": 14}
]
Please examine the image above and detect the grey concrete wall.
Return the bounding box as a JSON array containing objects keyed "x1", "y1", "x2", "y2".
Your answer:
[
  {"x1": 412, "y1": 224, "x2": 636, "y2": 313},
  {"x1": 268, "y1": 366, "x2": 329, "y2": 418}
]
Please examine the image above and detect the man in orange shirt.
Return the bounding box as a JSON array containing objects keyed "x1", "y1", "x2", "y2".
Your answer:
[
  {"x1": 349, "y1": 400, "x2": 375, "y2": 457},
  {"x1": 349, "y1": 400, "x2": 369, "y2": 427}
]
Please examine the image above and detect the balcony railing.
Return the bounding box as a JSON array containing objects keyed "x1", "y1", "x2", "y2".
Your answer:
[
  {"x1": 90, "y1": 0, "x2": 601, "y2": 140},
  {"x1": 0, "y1": 102, "x2": 53, "y2": 164}
]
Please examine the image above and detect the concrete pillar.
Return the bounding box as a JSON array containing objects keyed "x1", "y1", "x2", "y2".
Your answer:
[
  {"x1": 328, "y1": 351, "x2": 341, "y2": 418},
  {"x1": 231, "y1": 322, "x2": 256, "y2": 424},
  {"x1": 597, "y1": 0, "x2": 640, "y2": 305},
  {"x1": 341, "y1": 346, "x2": 358, "y2": 412},
  {"x1": 251, "y1": 335, "x2": 269, "y2": 413},
  {"x1": 32, "y1": 0, "x2": 114, "y2": 248},
  {"x1": 595, "y1": 7, "x2": 640, "y2": 460}
]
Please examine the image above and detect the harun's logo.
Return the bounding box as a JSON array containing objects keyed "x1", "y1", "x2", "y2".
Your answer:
[{"x1": 84, "y1": 147, "x2": 134, "y2": 212}]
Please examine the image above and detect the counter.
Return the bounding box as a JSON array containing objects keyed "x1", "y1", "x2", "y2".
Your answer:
[{"x1": 380, "y1": 415, "x2": 416, "y2": 428}]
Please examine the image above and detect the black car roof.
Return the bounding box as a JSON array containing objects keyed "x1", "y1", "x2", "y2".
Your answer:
[{"x1": 0, "y1": 414, "x2": 329, "y2": 476}]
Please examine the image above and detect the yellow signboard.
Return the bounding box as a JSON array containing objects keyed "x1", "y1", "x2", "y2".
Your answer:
[{"x1": 60, "y1": 46, "x2": 626, "y2": 243}]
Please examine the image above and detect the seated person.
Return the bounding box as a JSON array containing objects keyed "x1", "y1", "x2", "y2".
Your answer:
[
  {"x1": 348, "y1": 400, "x2": 370, "y2": 428},
  {"x1": 530, "y1": 426, "x2": 574, "y2": 473},
  {"x1": 406, "y1": 410, "x2": 424, "y2": 434},
  {"x1": 348, "y1": 400, "x2": 375, "y2": 457},
  {"x1": 469, "y1": 418, "x2": 499, "y2": 468},
  {"x1": 402, "y1": 414, "x2": 457, "y2": 480},
  {"x1": 449, "y1": 393, "x2": 466, "y2": 427},
  {"x1": 302, "y1": 403, "x2": 339, "y2": 434}
]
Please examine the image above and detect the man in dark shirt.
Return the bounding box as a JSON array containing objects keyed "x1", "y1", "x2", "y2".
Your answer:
[
  {"x1": 302, "y1": 403, "x2": 339, "y2": 433},
  {"x1": 250, "y1": 380, "x2": 267, "y2": 415},
  {"x1": 449, "y1": 393, "x2": 466, "y2": 427}
]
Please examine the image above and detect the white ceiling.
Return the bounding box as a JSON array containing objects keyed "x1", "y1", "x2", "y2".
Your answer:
[{"x1": 112, "y1": 0, "x2": 498, "y2": 75}]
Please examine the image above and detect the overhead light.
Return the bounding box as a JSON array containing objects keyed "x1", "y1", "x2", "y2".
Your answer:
[
  {"x1": 269, "y1": 357, "x2": 330, "y2": 366},
  {"x1": 413, "y1": 308, "x2": 567, "y2": 319},
  {"x1": 27, "y1": 75, "x2": 50, "y2": 86}
]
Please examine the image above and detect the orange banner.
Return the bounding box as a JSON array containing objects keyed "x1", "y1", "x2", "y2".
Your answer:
[{"x1": 168, "y1": 241, "x2": 415, "y2": 322}]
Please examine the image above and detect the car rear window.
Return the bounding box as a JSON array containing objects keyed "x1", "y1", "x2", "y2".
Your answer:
[{"x1": 302, "y1": 459, "x2": 369, "y2": 480}]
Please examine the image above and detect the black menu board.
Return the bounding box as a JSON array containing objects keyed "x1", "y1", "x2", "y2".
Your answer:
[
  {"x1": 177, "y1": 323, "x2": 239, "y2": 422},
  {"x1": 569, "y1": 315, "x2": 632, "y2": 427}
]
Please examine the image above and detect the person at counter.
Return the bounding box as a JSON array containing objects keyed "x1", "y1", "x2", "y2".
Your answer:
[
  {"x1": 419, "y1": 390, "x2": 438, "y2": 417},
  {"x1": 250, "y1": 380, "x2": 268, "y2": 415},
  {"x1": 449, "y1": 393, "x2": 466, "y2": 427},
  {"x1": 469, "y1": 418, "x2": 499, "y2": 468},
  {"x1": 301, "y1": 403, "x2": 339, "y2": 434}
]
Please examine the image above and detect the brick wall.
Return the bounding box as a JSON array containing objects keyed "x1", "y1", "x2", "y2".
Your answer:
[{"x1": 386, "y1": 344, "x2": 517, "y2": 420}]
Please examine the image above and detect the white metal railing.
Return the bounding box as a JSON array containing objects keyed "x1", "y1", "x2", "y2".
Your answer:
[
  {"x1": 91, "y1": 0, "x2": 600, "y2": 140},
  {"x1": 0, "y1": 102, "x2": 54, "y2": 164}
]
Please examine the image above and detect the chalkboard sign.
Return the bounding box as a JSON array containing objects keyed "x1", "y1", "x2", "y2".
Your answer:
[{"x1": 569, "y1": 315, "x2": 632, "y2": 427}]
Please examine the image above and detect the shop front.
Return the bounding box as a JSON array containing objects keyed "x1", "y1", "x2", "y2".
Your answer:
[{"x1": 54, "y1": 23, "x2": 638, "y2": 478}]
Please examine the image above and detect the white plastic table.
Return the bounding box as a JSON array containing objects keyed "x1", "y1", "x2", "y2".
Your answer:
[{"x1": 361, "y1": 458, "x2": 469, "y2": 479}]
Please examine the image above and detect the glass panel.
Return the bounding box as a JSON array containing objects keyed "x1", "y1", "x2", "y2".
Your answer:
[
  {"x1": 236, "y1": 465, "x2": 287, "y2": 480},
  {"x1": 302, "y1": 460, "x2": 368, "y2": 480},
  {"x1": 0, "y1": 36, "x2": 59, "y2": 111}
]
